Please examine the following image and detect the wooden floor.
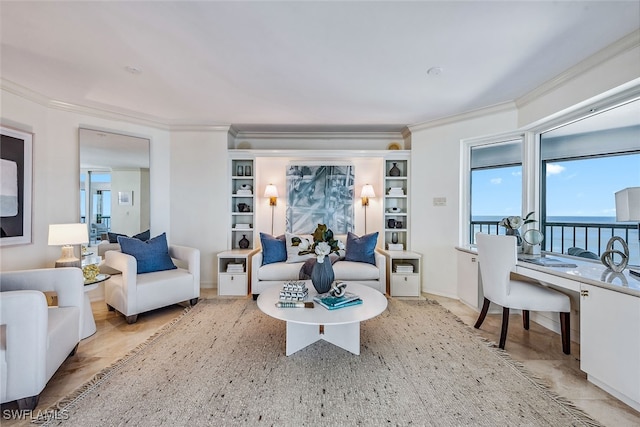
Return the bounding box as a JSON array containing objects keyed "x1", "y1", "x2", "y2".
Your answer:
[{"x1": 2, "y1": 289, "x2": 639, "y2": 426}]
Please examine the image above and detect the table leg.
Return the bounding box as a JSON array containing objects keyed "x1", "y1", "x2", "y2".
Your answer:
[
  {"x1": 82, "y1": 292, "x2": 97, "y2": 339},
  {"x1": 286, "y1": 322, "x2": 321, "y2": 356},
  {"x1": 324, "y1": 322, "x2": 360, "y2": 355}
]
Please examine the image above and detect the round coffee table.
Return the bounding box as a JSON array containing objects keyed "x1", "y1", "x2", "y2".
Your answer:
[{"x1": 257, "y1": 282, "x2": 387, "y2": 356}]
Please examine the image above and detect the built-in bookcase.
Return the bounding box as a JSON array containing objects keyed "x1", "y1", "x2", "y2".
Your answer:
[
  {"x1": 230, "y1": 157, "x2": 255, "y2": 249},
  {"x1": 383, "y1": 156, "x2": 410, "y2": 250}
]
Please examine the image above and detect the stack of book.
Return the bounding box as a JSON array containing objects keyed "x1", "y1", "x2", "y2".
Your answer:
[
  {"x1": 387, "y1": 187, "x2": 404, "y2": 196},
  {"x1": 279, "y1": 281, "x2": 308, "y2": 301},
  {"x1": 236, "y1": 189, "x2": 252, "y2": 196},
  {"x1": 395, "y1": 263, "x2": 414, "y2": 273},
  {"x1": 226, "y1": 263, "x2": 244, "y2": 273},
  {"x1": 234, "y1": 223, "x2": 251, "y2": 230},
  {"x1": 313, "y1": 291, "x2": 362, "y2": 310}
]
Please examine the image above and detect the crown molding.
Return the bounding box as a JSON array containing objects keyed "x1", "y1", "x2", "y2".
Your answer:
[
  {"x1": 231, "y1": 129, "x2": 405, "y2": 141},
  {"x1": 407, "y1": 101, "x2": 517, "y2": 133},
  {"x1": 516, "y1": 29, "x2": 640, "y2": 109},
  {"x1": 228, "y1": 148, "x2": 411, "y2": 158}
]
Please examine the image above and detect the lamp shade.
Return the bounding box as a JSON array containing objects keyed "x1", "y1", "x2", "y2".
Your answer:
[
  {"x1": 615, "y1": 187, "x2": 640, "y2": 222},
  {"x1": 48, "y1": 223, "x2": 89, "y2": 246},
  {"x1": 264, "y1": 184, "x2": 278, "y2": 198},
  {"x1": 360, "y1": 184, "x2": 375, "y2": 199}
]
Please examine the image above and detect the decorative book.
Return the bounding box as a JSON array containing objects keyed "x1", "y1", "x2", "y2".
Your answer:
[
  {"x1": 313, "y1": 291, "x2": 362, "y2": 310},
  {"x1": 519, "y1": 257, "x2": 577, "y2": 268}
]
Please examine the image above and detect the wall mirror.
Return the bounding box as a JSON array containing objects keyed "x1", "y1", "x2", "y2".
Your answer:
[{"x1": 79, "y1": 128, "x2": 150, "y2": 245}]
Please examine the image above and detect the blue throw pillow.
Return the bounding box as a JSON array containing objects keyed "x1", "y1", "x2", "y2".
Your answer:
[
  {"x1": 260, "y1": 233, "x2": 287, "y2": 265},
  {"x1": 118, "y1": 232, "x2": 177, "y2": 274},
  {"x1": 344, "y1": 231, "x2": 378, "y2": 265},
  {"x1": 132, "y1": 229, "x2": 150, "y2": 241}
]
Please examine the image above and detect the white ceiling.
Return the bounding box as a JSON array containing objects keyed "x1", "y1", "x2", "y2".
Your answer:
[{"x1": 1, "y1": 1, "x2": 639, "y2": 131}]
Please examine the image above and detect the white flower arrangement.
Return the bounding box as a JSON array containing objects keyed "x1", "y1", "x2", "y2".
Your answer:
[
  {"x1": 296, "y1": 224, "x2": 345, "y2": 263},
  {"x1": 499, "y1": 212, "x2": 536, "y2": 230}
]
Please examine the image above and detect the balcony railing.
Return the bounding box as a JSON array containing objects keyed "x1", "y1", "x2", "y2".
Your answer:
[{"x1": 470, "y1": 220, "x2": 638, "y2": 264}]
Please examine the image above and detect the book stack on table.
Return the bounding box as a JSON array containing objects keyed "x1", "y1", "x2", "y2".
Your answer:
[
  {"x1": 313, "y1": 291, "x2": 362, "y2": 310},
  {"x1": 395, "y1": 263, "x2": 414, "y2": 273},
  {"x1": 226, "y1": 263, "x2": 244, "y2": 273}
]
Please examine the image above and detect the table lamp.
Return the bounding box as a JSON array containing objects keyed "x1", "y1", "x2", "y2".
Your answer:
[
  {"x1": 48, "y1": 223, "x2": 89, "y2": 268},
  {"x1": 615, "y1": 187, "x2": 640, "y2": 274}
]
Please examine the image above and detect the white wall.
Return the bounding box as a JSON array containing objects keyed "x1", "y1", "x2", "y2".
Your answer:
[
  {"x1": 110, "y1": 169, "x2": 149, "y2": 236},
  {"x1": 409, "y1": 107, "x2": 519, "y2": 298},
  {"x1": 0, "y1": 89, "x2": 171, "y2": 271},
  {"x1": 169, "y1": 129, "x2": 229, "y2": 288}
]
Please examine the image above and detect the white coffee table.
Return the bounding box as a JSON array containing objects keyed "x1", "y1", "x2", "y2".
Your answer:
[{"x1": 257, "y1": 282, "x2": 388, "y2": 356}]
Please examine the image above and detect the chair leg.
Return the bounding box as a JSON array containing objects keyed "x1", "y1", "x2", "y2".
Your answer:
[
  {"x1": 17, "y1": 395, "x2": 39, "y2": 411},
  {"x1": 522, "y1": 310, "x2": 530, "y2": 330},
  {"x1": 474, "y1": 297, "x2": 491, "y2": 329},
  {"x1": 560, "y1": 312, "x2": 571, "y2": 355},
  {"x1": 190, "y1": 298, "x2": 199, "y2": 306},
  {"x1": 499, "y1": 307, "x2": 510, "y2": 349},
  {"x1": 125, "y1": 314, "x2": 138, "y2": 324},
  {"x1": 68, "y1": 343, "x2": 79, "y2": 357}
]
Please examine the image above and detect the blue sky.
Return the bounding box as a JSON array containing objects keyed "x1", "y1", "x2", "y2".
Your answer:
[{"x1": 472, "y1": 154, "x2": 640, "y2": 218}]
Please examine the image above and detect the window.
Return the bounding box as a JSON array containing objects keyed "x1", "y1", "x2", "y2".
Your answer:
[
  {"x1": 469, "y1": 138, "x2": 523, "y2": 243},
  {"x1": 540, "y1": 99, "x2": 640, "y2": 264}
]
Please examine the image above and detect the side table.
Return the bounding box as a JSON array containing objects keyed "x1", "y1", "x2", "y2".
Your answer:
[{"x1": 82, "y1": 274, "x2": 110, "y2": 339}]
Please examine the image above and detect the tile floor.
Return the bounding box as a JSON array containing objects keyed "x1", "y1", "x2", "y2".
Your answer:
[{"x1": 2, "y1": 289, "x2": 639, "y2": 426}]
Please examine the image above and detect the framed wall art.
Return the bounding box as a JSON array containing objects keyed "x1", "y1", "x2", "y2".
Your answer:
[
  {"x1": 118, "y1": 191, "x2": 133, "y2": 206},
  {"x1": 286, "y1": 163, "x2": 354, "y2": 234},
  {"x1": 0, "y1": 126, "x2": 33, "y2": 246}
]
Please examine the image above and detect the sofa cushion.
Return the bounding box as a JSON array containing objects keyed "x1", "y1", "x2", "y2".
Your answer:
[
  {"x1": 258, "y1": 261, "x2": 303, "y2": 281},
  {"x1": 332, "y1": 260, "x2": 381, "y2": 281},
  {"x1": 285, "y1": 232, "x2": 315, "y2": 263},
  {"x1": 108, "y1": 229, "x2": 150, "y2": 243},
  {"x1": 118, "y1": 232, "x2": 177, "y2": 274},
  {"x1": 260, "y1": 233, "x2": 287, "y2": 265},
  {"x1": 344, "y1": 232, "x2": 378, "y2": 265}
]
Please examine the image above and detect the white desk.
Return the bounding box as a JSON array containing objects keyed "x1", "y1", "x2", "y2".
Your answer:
[
  {"x1": 257, "y1": 282, "x2": 388, "y2": 356},
  {"x1": 456, "y1": 246, "x2": 640, "y2": 412}
]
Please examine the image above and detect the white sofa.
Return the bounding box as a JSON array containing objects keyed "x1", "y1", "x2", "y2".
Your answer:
[
  {"x1": 103, "y1": 245, "x2": 200, "y2": 324},
  {"x1": 251, "y1": 249, "x2": 386, "y2": 297},
  {"x1": 0, "y1": 268, "x2": 84, "y2": 410}
]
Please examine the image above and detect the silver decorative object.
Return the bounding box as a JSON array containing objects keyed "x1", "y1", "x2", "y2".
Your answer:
[
  {"x1": 329, "y1": 281, "x2": 347, "y2": 297},
  {"x1": 600, "y1": 236, "x2": 629, "y2": 273}
]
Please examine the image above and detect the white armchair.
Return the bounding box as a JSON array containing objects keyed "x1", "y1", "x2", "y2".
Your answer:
[
  {"x1": 0, "y1": 268, "x2": 84, "y2": 410},
  {"x1": 103, "y1": 245, "x2": 200, "y2": 324}
]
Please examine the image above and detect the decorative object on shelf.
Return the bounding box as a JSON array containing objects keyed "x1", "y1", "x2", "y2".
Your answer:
[
  {"x1": 387, "y1": 142, "x2": 401, "y2": 150},
  {"x1": 387, "y1": 218, "x2": 396, "y2": 229},
  {"x1": 239, "y1": 184, "x2": 252, "y2": 191},
  {"x1": 264, "y1": 183, "x2": 279, "y2": 235},
  {"x1": 600, "y1": 236, "x2": 629, "y2": 273},
  {"x1": 522, "y1": 229, "x2": 544, "y2": 255},
  {"x1": 395, "y1": 221, "x2": 403, "y2": 229},
  {"x1": 392, "y1": 231, "x2": 398, "y2": 244},
  {"x1": 387, "y1": 207, "x2": 401, "y2": 213},
  {"x1": 499, "y1": 212, "x2": 536, "y2": 253},
  {"x1": 244, "y1": 165, "x2": 252, "y2": 176},
  {"x1": 237, "y1": 165, "x2": 244, "y2": 176},
  {"x1": 238, "y1": 234, "x2": 250, "y2": 249},
  {"x1": 360, "y1": 184, "x2": 375, "y2": 234},
  {"x1": 237, "y1": 202, "x2": 251, "y2": 212},
  {"x1": 387, "y1": 187, "x2": 404, "y2": 196},
  {"x1": 329, "y1": 281, "x2": 347, "y2": 297},
  {"x1": 48, "y1": 223, "x2": 89, "y2": 268},
  {"x1": 389, "y1": 162, "x2": 401, "y2": 176}
]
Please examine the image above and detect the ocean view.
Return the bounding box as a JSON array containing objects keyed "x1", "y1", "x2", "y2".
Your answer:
[{"x1": 472, "y1": 215, "x2": 639, "y2": 265}]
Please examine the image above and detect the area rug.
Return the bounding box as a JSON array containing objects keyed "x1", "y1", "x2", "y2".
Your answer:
[{"x1": 42, "y1": 298, "x2": 600, "y2": 426}]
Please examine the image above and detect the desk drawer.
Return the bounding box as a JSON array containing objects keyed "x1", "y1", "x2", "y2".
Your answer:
[{"x1": 515, "y1": 266, "x2": 581, "y2": 292}]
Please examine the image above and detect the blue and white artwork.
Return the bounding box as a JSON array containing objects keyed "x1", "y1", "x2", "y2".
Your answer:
[{"x1": 286, "y1": 164, "x2": 354, "y2": 234}]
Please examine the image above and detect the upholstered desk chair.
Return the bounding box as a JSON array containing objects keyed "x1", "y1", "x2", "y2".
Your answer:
[{"x1": 474, "y1": 233, "x2": 571, "y2": 355}]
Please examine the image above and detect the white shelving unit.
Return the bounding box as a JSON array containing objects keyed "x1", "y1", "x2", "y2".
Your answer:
[
  {"x1": 230, "y1": 157, "x2": 255, "y2": 250},
  {"x1": 383, "y1": 250, "x2": 422, "y2": 296},
  {"x1": 217, "y1": 249, "x2": 254, "y2": 296},
  {"x1": 383, "y1": 157, "x2": 410, "y2": 250}
]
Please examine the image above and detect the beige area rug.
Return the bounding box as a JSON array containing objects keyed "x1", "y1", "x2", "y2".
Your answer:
[{"x1": 43, "y1": 298, "x2": 601, "y2": 426}]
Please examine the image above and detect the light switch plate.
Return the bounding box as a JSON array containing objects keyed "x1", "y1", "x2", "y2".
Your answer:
[{"x1": 433, "y1": 197, "x2": 447, "y2": 206}]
